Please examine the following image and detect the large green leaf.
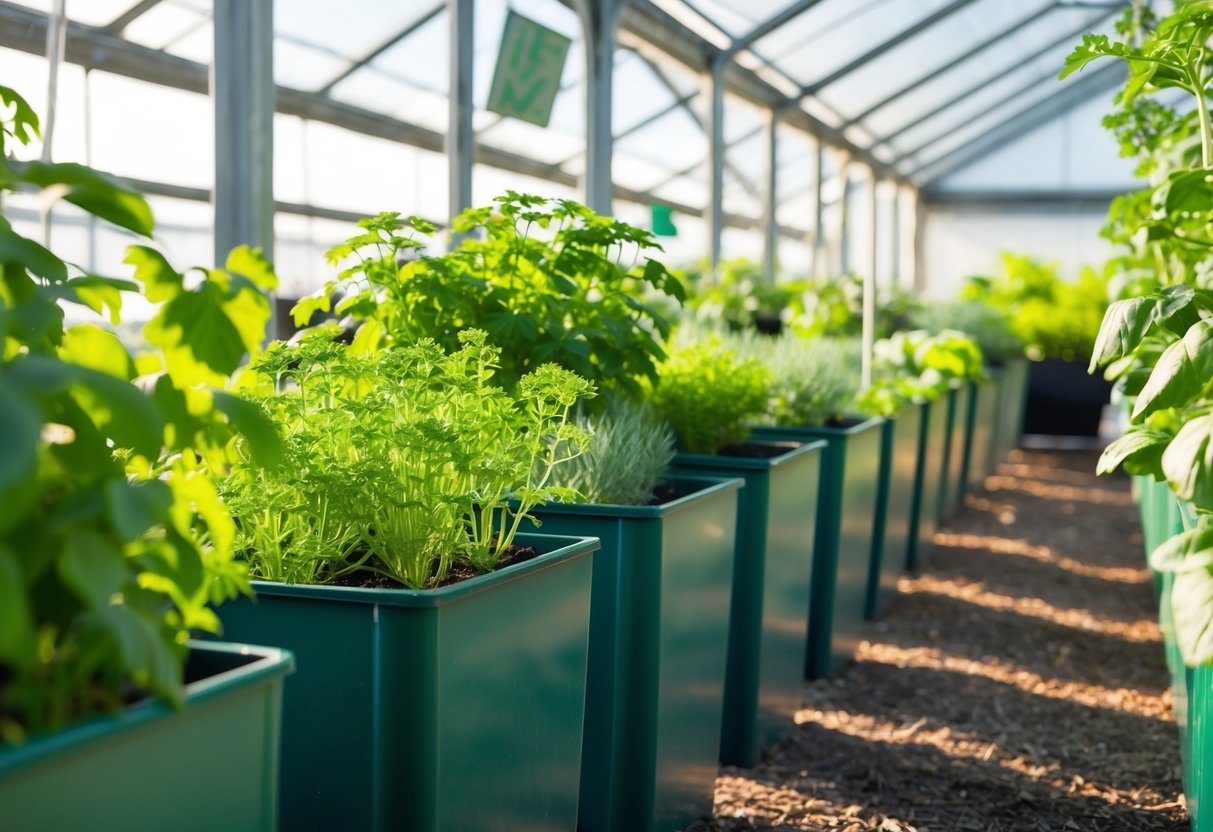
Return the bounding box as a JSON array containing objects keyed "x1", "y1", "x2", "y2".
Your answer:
[
  {"x1": 212, "y1": 390, "x2": 283, "y2": 468},
  {"x1": 60, "y1": 324, "x2": 135, "y2": 380},
  {"x1": 144, "y1": 281, "x2": 260, "y2": 387},
  {"x1": 60, "y1": 530, "x2": 128, "y2": 609},
  {"x1": 224, "y1": 246, "x2": 277, "y2": 291},
  {"x1": 94, "y1": 604, "x2": 183, "y2": 707},
  {"x1": 106, "y1": 479, "x2": 173, "y2": 542},
  {"x1": 9, "y1": 355, "x2": 164, "y2": 459},
  {"x1": 0, "y1": 223, "x2": 66, "y2": 283},
  {"x1": 0, "y1": 546, "x2": 33, "y2": 668},
  {"x1": 1088, "y1": 297, "x2": 1154, "y2": 371},
  {"x1": 64, "y1": 275, "x2": 138, "y2": 325},
  {"x1": 1172, "y1": 549, "x2": 1213, "y2": 666},
  {"x1": 1133, "y1": 321, "x2": 1213, "y2": 418},
  {"x1": 17, "y1": 162, "x2": 153, "y2": 238},
  {"x1": 124, "y1": 245, "x2": 182, "y2": 304},
  {"x1": 1162, "y1": 413, "x2": 1213, "y2": 510},
  {"x1": 1097, "y1": 427, "x2": 1172, "y2": 476}
]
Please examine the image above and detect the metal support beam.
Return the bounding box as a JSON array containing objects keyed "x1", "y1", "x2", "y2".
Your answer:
[
  {"x1": 100, "y1": 0, "x2": 162, "y2": 36},
  {"x1": 707, "y1": 61, "x2": 725, "y2": 277},
  {"x1": 862, "y1": 170, "x2": 877, "y2": 390},
  {"x1": 873, "y1": 10, "x2": 1119, "y2": 150},
  {"x1": 811, "y1": 135, "x2": 826, "y2": 276},
  {"x1": 762, "y1": 107, "x2": 779, "y2": 284},
  {"x1": 212, "y1": 0, "x2": 274, "y2": 270},
  {"x1": 843, "y1": 1, "x2": 1060, "y2": 128},
  {"x1": 836, "y1": 156, "x2": 851, "y2": 274},
  {"x1": 576, "y1": 0, "x2": 626, "y2": 214},
  {"x1": 800, "y1": 0, "x2": 982, "y2": 97},
  {"x1": 447, "y1": 0, "x2": 473, "y2": 226},
  {"x1": 911, "y1": 61, "x2": 1125, "y2": 183},
  {"x1": 921, "y1": 187, "x2": 1132, "y2": 212}
]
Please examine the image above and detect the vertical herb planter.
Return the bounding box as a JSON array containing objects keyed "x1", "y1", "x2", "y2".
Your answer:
[
  {"x1": 964, "y1": 373, "x2": 1002, "y2": 488},
  {"x1": 907, "y1": 396, "x2": 948, "y2": 571},
  {"x1": 867, "y1": 404, "x2": 924, "y2": 619},
  {"x1": 754, "y1": 417, "x2": 885, "y2": 679},
  {"x1": 939, "y1": 382, "x2": 973, "y2": 520},
  {"x1": 0, "y1": 642, "x2": 293, "y2": 832},
  {"x1": 526, "y1": 478, "x2": 742, "y2": 832},
  {"x1": 671, "y1": 442, "x2": 824, "y2": 768},
  {"x1": 216, "y1": 533, "x2": 598, "y2": 832}
]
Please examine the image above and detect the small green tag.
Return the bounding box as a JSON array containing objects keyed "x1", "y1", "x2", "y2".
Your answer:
[
  {"x1": 651, "y1": 205, "x2": 677, "y2": 237},
  {"x1": 486, "y1": 11, "x2": 571, "y2": 128}
]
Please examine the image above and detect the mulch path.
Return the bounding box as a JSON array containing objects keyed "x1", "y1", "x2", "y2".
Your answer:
[{"x1": 690, "y1": 449, "x2": 1187, "y2": 832}]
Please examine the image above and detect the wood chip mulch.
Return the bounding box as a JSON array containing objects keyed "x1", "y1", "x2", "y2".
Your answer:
[{"x1": 689, "y1": 449, "x2": 1188, "y2": 832}]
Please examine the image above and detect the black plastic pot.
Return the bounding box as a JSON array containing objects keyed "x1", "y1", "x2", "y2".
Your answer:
[{"x1": 1022, "y1": 358, "x2": 1111, "y2": 437}]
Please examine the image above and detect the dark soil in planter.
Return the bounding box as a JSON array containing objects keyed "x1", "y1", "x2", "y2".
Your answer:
[
  {"x1": 718, "y1": 441, "x2": 802, "y2": 459},
  {"x1": 690, "y1": 449, "x2": 1186, "y2": 831},
  {"x1": 327, "y1": 545, "x2": 540, "y2": 590}
]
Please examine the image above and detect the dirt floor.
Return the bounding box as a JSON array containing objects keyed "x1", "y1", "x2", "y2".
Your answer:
[{"x1": 691, "y1": 449, "x2": 1188, "y2": 832}]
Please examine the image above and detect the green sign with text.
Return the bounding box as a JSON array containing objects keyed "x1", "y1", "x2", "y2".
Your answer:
[{"x1": 487, "y1": 11, "x2": 571, "y2": 128}]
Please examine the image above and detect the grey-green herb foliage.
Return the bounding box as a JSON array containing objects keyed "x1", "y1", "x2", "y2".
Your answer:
[
  {"x1": 731, "y1": 333, "x2": 860, "y2": 428},
  {"x1": 911, "y1": 301, "x2": 1022, "y2": 365},
  {"x1": 224, "y1": 330, "x2": 594, "y2": 589},
  {"x1": 549, "y1": 398, "x2": 675, "y2": 505},
  {"x1": 649, "y1": 329, "x2": 771, "y2": 455}
]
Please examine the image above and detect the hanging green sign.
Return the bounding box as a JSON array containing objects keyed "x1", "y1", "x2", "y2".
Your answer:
[
  {"x1": 486, "y1": 11, "x2": 571, "y2": 128},
  {"x1": 651, "y1": 204, "x2": 678, "y2": 237}
]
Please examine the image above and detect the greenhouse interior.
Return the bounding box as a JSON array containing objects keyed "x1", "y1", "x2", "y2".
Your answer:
[{"x1": 3, "y1": 0, "x2": 1213, "y2": 829}]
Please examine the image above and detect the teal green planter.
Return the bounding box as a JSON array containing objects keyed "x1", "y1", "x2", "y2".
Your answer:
[
  {"x1": 527, "y1": 478, "x2": 742, "y2": 832},
  {"x1": 0, "y1": 641, "x2": 293, "y2": 832},
  {"x1": 867, "y1": 404, "x2": 923, "y2": 619},
  {"x1": 217, "y1": 533, "x2": 598, "y2": 832},
  {"x1": 754, "y1": 417, "x2": 885, "y2": 679},
  {"x1": 993, "y1": 358, "x2": 1029, "y2": 464},
  {"x1": 907, "y1": 396, "x2": 948, "y2": 571},
  {"x1": 671, "y1": 442, "x2": 824, "y2": 768},
  {"x1": 1175, "y1": 501, "x2": 1213, "y2": 829},
  {"x1": 964, "y1": 374, "x2": 1001, "y2": 489},
  {"x1": 939, "y1": 383, "x2": 972, "y2": 520}
]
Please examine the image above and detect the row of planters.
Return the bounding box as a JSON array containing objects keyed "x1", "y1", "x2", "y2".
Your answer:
[
  {"x1": 0, "y1": 83, "x2": 1027, "y2": 831},
  {"x1": 1062, "y1": 3, "x2": 1213, "y2": 828}
]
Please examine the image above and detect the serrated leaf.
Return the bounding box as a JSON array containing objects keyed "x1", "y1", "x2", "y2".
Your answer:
[
  {"x1": 1162, "y1": 414, "x2": 1213, "y2": 510},
  {"x1": 1089, "y1": 297, "x2": 1154, "y2": 371},
  {"x1": 124, "y1": 246, "x2": 182, "y2": 303},
  {"x1": 60, "y1": 530, "x2": 128, "y2": 609},
  {"x1": 1133, "y1": 321, "x2": 1213, "y2": 418},
  {"x1": 225, "y1": 245, "x2": 278, "y2": 291}
]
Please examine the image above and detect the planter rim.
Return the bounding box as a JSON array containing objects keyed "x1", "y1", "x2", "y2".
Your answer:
[
  {"x1": 752, "y1": 415, "x2": 885, "y2": 438},
  {"x1": 533, "y1": 475, "x2": 743, "y2": 521},
  {"x1": 673, "y1": 439, "x2": 826, "y2": 472},
  {"x1": 0, "y1": 640, "x2": 293, "y2": 775},
  {"x1": 248, "y1": 532, "x2": 598, "y2": 609}
]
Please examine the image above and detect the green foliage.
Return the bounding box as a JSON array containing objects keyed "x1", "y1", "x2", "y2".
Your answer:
[
  {"x1": 961, "y1": 254, "x2": 1106, "y2": 361},
  {"x1": 0, "y1": 85, "x2": 281, "y2": 741},
  {"x1": 731, "y1": 332, "x2": 859, "y2": 427},
  {"x1": 789, "y1": 273, "x2": 921, "y2": 341},
  {"x1": 224, "y1": 331, "x2": 594, "y2": 589},
  {"x1": 648, "y1": 332, "x2": 771, "y2": 455},
  {"x1": 675, "y1": 258, "x2": 809, "y2": 330},
  {"x1": 910, "y1": 301, "x2": 1022, "y2": 365},
  {"x1": 293, "y1": 193, "x2": 684, "y2": 398},
  {"x1": 1068, "y1": 0, "x2": 1213, "y2": 664},
  {"x1": 856, "y1": 329, "x2": 987, "y2": 416},
  {"x1": 548, "y1": 398, "x2": 675, "y2": 506}
]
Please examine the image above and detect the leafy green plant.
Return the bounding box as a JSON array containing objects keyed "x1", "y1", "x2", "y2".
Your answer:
[
  {"x1": 730, "y1": 332, "x2": 858, "y2": 427},
  {"x1": 911, "y1": 300, "x2": 1023, "y2": 365},
  {"x1": 0, "y1": 84, "x2": 281, "y2": 742},
  {"x1": 855, "y1": 329, "x2": 986, "y2": 418},
  {"x1": 1065, "y1": 0, "x2": 1213, "y2": 663},
  {"x1": 292, "y1": 193, "x2": 684, "y2": 398},
  {"x1": 548, "y1": 398, "x2": 675, "y2": 505},
  {"x1": 224, "y1": 330, "x2": 594, "y2": 589},
  {"x1": 675, "y1": 258, "x2": 810, "y2": 331},
  {"x1": 648, "y1": 333, "x2": 771, "y2": 455},
  {"x1": 788, "y1": 273, "x2": 921, "y2": 341}
]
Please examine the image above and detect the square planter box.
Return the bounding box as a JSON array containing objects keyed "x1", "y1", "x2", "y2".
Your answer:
[
  {"x1": 216, "y1": 533, "x2": 598, "y2": 832},
  {"x1": 754, "y1": 417, "x2": 885, "y2": 679},
  {"x1": 939, "y1": 382, "x2": 973, "y2": 521},
  {"x1": 867, "y1": 403, "x2": 924, "y2": 619},
  {"x1": 963, "y1": 373, "x2": 1002, "y2": 489},
  {"x1": 671, "y1": 441, "x2": 825, "y2": 767},
  {"x1": 907, "y1": 396, "x2": 948, "y2": 571},
  {"x1": 994, "y1": 357, "x2": 1029, "y2": 462},
  {"x1": 1024, "y1": 357, "x2": 1112, "y2": 437},
  {"x1": 0, "y1": 641, "x2": 293, "y2": 832},
  {"x1": 526, "y1": 477, "x2": 742, "y2": 832}
]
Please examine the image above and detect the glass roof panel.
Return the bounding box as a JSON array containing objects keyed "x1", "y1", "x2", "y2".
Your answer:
[
  {"x1": 272, "y1": 0, "x2": 433, "y2": 65},
  {"x1": 123, "y1": 0, "x2": 210, "y2": 53},
  {"x1": 65, "y1": 0, "x2": 141, "y2": 27}
]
